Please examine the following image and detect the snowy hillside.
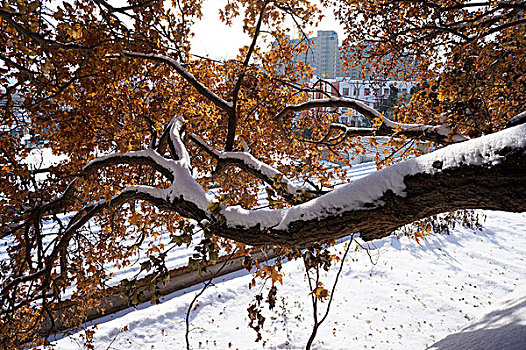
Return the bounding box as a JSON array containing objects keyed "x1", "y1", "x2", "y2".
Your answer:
[{"x1": 50, "y1": 210, "x2": 526, "y2": 349}]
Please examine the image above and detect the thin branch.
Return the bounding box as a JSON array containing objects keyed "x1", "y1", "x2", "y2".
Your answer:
[
  {"x1": 303, "y1": 123, "x2": 378, "y2": 147},
  {"x1": 123, "y1": 51, "x2": 233, "y2": 113},
  {"x1": 277, "y1": 97, "x2": 468, "y2": 143},
  {"x1": 185, "y1": 249, "x2": 238, "y2": 350},
  {"x1": 305, "y1": 236, "x2": 354, "y2": 349},
  {"x1": 227, "y1": 0, "x2": 269, "y2": 151},
  {"x1": 319, "y1": 236, "x2": 354, "y2": 325},
  {"x1": 93, "y1": 0, "x2": 159, "y2": 14},
  {"x1": 0, "y1": 53, "x2": 40, "y2": 76},
  {"x1": 0, "y1": 9, "x2": 108, "y2": 50}
]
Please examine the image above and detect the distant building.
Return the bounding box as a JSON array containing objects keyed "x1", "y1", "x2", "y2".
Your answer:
[
  {"x1": 278, "y1": 31, "x2": 340, "y2": 79},
  {"x1": 285, "y1": 30, "x2": 415, "y2": 80},
  {"x1": 336, "y1": 79, "x2": 415, "y2": 126},
  {"x1": 311, "y1": 31, "x2": 340, "y2": 78},
  {"x1": 284, "y1": 30, "x2": 365, "y2": 79}
]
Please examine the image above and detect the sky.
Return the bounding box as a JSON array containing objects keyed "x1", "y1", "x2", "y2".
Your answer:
[
  {"x1": 47, "y1": 0, "x2": 343, "y2": 60},
  {"x1": 190, "y1": 0, "x2": 345, "y2": 59}
]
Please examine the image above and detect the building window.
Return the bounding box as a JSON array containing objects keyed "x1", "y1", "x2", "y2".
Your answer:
[
  {"x1": 364, "y1": 88, "x2": 370, "y2": 95},
  {"x1": 343, "y1": 88, "x2": 349, "y2": 96},
  {"x1": 383, "y1": 88, "x2": 389, "y2": 95}
]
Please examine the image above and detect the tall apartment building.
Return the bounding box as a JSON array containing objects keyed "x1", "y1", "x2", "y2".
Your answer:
[
  {"x1": 287, "y1": 31, "x2": 413, "y2": 80},
  {"x1": 311, "y1": 31, "x2": 339, "y2": 78},
  {"x1": 287, "y1": 30, "x2": 366, "y2": 79},
  {"x1": 282, "y1": 31, "x2": 339, "y2": 78}
]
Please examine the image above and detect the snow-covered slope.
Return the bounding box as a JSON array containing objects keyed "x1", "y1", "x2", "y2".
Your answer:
[
  {"x1": 50, "y1": 210, "x2": 526, "y2": 349},
  {"x1": 429, "y1": 284, "x2": 526, "y2": 350}
]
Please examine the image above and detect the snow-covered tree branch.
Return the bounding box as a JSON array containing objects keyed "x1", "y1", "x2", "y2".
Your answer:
[{"x1": 1, "y1": 0, "x2": 524, "y2": 346}]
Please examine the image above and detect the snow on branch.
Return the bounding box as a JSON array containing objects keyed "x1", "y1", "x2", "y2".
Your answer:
[
  {"x1": 277, "y1": 97, "x2": 468, "y2": 143},
  {"x1": 382, "y1": 118, "x2": 468, "y2": 142},
  {"x1": 215, "y1": 122, "x2": 526, "y2": 246},
  {"x1": 15, "y1": 115, "x2": 526, "y2": 262},
  {"x1": 189, "y1": 133, "x2": 314, "y2": 203},
  {"x1": 82, "y1": 136, "x2": 212, "y2": 214},
  {"x1": 30, "y1": 148, "x2": 178, "y2": 218},
  {"x1": 83, "y1": 148, "x2": 177, "y2": 181},
  {"x1": 167, "y1": 117, "x2": 191, "y2": 168},
  {"x1": 123, "y1": 51, "x2": 233, "y2": 113},
  {"x1": 507, "y1": 111, "x2": 526, "y2": 128},
  {"x1": 310, "y1": 123, "x2": 378, "y2": 146}
]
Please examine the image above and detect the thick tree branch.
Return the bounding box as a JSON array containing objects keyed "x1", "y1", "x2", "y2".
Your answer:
[
  {"x1": 83, "y1": 149, "x2": 175, "y2": 181},
  {"x1": 4, "y1": 119, "x2": 524, "y2": 321},
  {"x1": 189, "y1": 133, "x2": 314, "y2": 204},
  {"x1": 17, "y1": 118, "x2": 526, "y2": 255},
  {"x1": 277, "y1": 97, "x2": 468, "y2": 143},
  {"x1": 10, "y1": 145, "x2": 185, "y2": 239},
  {"x1": 167, "y1": 117, "x2": 191, "y2": 168},
  {"x1": 7, "y1": 147, "x2": 177, "y2": 237},
  {"x1": 212, "y1": 123, "x2": 526, "y2": 247}
]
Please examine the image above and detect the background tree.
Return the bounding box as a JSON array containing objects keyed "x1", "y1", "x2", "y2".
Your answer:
[
  {"x1": 0, "y1": 0, "x2": 525, "y2": 347},
  {"x1": 335, "y1": 0, "x2": 526, "y2": 135},
  {"x1": 377, "y1": 84, "x2": 400, "y2": 119}
]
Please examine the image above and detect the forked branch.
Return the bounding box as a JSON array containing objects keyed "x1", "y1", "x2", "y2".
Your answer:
[{"x1": 190, "y1": 133, "x2": 315, "y2": 204}]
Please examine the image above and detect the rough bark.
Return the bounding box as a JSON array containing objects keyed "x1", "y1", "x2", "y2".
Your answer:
[{"x1": 214, "y1": 148, "x2": 526, "y2": 247}]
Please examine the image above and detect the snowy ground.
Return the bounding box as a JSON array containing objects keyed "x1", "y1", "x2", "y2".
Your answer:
[
  {"x1": 0, "y1": 161, "x2": 377, "y2": 294},
  {"x1": 429, "y1": 284, "x2": 526, "y2": 350},
  {"x1": 49, "y1": 210, "x2": 526, "y2": 350}
]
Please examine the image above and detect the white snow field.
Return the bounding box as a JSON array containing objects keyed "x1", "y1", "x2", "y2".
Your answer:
[{"x1": 49, "y1": 210, "x2": 526, "y2": 350}]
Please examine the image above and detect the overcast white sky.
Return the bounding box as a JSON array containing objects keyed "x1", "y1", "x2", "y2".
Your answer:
[
  {"x1": 190, "y1": 0, "x2": 344, "y2": 59},
  {"x1": 52, "y1": 0, "x2": 342, "y2": 60}
]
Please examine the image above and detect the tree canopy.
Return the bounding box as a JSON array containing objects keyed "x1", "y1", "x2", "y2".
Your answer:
[{"x1": 0, "y1": 0, "x2": 525, "y2": 347}]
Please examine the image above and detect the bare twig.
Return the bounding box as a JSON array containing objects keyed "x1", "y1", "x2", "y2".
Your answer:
[
  {"x1": 185, "y1": 249, "x2": 238, "y2": 350},
  {"x1": 305, "y1": 235, "x2": 354, "y2": 350}
]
